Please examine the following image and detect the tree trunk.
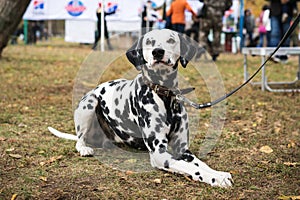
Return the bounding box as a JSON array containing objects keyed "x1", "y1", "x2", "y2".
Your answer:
[{"x1": 0, "y1": 0, "x2": 31, "y2": 58}]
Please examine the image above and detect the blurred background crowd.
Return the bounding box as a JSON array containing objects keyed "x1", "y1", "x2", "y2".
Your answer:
[{"x1": 11, "y1": 0, "x2": 300, "y2": 62}]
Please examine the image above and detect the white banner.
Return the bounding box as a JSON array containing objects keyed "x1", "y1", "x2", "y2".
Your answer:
[
  {"x1": 23, "y1": 0, "x2": 99, "y2": 21},
  {"x1": 23, "y1": 0, "x2": 168, "y2": 43},
  {"x1": 23, "y1": 0, "x2": 143, "y2": 22},
  {"x1": 65, "y1": 20, "x2": 95, "y2": 43}
]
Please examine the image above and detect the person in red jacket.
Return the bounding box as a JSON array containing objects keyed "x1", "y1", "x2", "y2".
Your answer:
[{"x1": 166, "y1": 0, "x2": 196, "y2": 33}]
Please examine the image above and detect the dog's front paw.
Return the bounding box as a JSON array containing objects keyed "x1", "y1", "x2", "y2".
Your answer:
[
  {"x1": 210, "y1": 172, "x2": 233, "y2": 188},
  {"x1": 79, "y1": 146, "x2": 94, "y2": 156},
  {"x1": 76, "y1": 142, "x2": 94, "y2": 156}
]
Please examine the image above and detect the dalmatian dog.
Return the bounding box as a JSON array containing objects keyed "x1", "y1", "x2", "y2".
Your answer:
[{"x1": 48, "y1": 29, "x2": 233, "y2": 188}]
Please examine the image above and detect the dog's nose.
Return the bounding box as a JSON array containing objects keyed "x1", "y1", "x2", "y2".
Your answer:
[{"x1": 152, "y1": 48, "x2": 165, "y2": 60}]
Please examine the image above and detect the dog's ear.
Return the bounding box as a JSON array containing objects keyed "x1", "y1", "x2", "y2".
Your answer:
[
  {"x1": 178, "y1": 33, "x2": 196, "y2": 68},
  {"x1": 126, "y1": 36, "x2": 146, "y2": 71}
]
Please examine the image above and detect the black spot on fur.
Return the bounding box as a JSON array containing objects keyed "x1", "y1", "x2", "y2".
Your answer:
[
  {"x1": 185, "y1": 149, "x2": 192, "y2": 154},
  {"x1": 87, "y1": 104, "x2": 93, "y2": 110},
  {"x1": 147, "y1": 132, "x2": 156, "y2": 152},
  {"x1": 171, "y1": 116, "x2": 181, "y2": 133},
  {"x1": 153, "y1": 104, "x2": 159, "y2": 112},
  {"x1": 113, "y1": 97, "x2": 118, "y2": 105},
  {"x1": 164, "y1": 160, "x2": 169, "y2": 168},
  {"x1": 194, "y1": 163, "x2": 199, "y2": 167},
  {"x1": 154, "y1": 139, "x2": 159, "y2": 146},
  {"x1": 115, "y1": 109, "x2": 121, "y2": 117},
  {"x1": 108, "y1": 80, "x2": 120, "y2": 86},
  {"x1": 139, "y1": 85, "x2": 148, "y2": 99},
  {"x1": 179, "y1": 150, "x2": 194, "y2": 162},
  {"x1": 78, "y1": 132, "x2": 83, "y2": 139},
  {"x1": 212, "y1": 178, "x2": 215, "y2": 183},
  {"x1": 159, "y1": 144, "x2": 166, "y2": 153},
  {"x1": 101, "y1": 100, "x2": 106, "y2": 107},
  {"x1": 138, "y1": 117, "x2": 145, "y2": 128},
  {"x1": 81, "y1": 94, "x2": 88, "y2": 101},
  {"x1": 120, "y1": 83, "x2": 127, "y2": 90},
  {"x1": 103, "y1": 107, "x2": 109, "y2": 114},
  {"x1": 100, "y1": 87, "x2": 106, "y2": 94},
  {"x1": 129, "y1": 94, "x2": 137, "y2": 116},
  {"x1": 77, "y1": 125, "x2": 80, "y2": 132},
  {"x1": 199, "y1": 176, "x2": 203, "y2": 181},
  {"x1": 155, "y1": 124, "x2": 162, "y2": 132},
  {"x1": 115, "y1": 129, "x2": 130, "y2": 141},
  {"x1": 195, "y1": 172, "x2": 200, "y2": 176},
  {"x1": 180, "y1": 142, "x2": 187, "y2": 148},
  {"x1": 155, "y1": 117, "x2": 162, "y2": 124}
]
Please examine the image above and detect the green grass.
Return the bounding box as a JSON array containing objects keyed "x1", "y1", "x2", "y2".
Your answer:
[{"x1": 0, "y1": 38, "x2": 299, "y2": 199}]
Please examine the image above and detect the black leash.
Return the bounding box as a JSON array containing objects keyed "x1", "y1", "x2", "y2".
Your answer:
[{"x1": 177, "y1": 13, "x2": 300, "y2": 109}]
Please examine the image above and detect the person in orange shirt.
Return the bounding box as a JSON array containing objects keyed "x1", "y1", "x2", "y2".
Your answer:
[{"x1": 166, "y1": 0, "x2": 197, "y2": 33}]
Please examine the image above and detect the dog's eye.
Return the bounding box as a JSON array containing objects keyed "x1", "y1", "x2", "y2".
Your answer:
[
  {"x1": 146, "y1": 39, "x2": 152, "y2": 45},
  {"x1": 167, "y1": 38, "x2": 176, "y2": 44}
]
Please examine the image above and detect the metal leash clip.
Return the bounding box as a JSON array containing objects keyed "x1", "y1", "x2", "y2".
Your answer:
[{"x1": 175, "y1": 94, "x2": 202, "y2": 109}]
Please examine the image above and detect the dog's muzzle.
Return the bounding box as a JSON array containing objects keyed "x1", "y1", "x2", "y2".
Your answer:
[{"x1": 152, "y1": 48, "x2": 165, "y2": 61}]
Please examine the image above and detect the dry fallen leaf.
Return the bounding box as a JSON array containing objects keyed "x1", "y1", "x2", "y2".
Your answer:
[
  {"x1": 153, "y1": 178, "x2": 162, "y2": 184},
  {"x1": 124, "y1": 159, "x2": 137, "y2": 164},
  {"x1": 9, "y1": 154, "x2": 22, "y2": 159},
  {"x1": 18, "y1": 123, "x2": 27, "y2": 128},
  {"x1": 38, "y1": 150, "x2": 45, "y2": 154},
  {"x1": 229, "y1": 170, "x2": 239, "y2": 175},
  {"x1": 40, "y1": 155, "x2": 63, "y2": 166},
  {"x1": 39, "y1": 176, "x2": 48, "y2": 182},
  {"x1": 274, "y1": 127, "x2": 281, "y2": 134},
  {"x1": 259, "y1": 145, "x2": 273, "y2": 154},
  {"x1": 6, "y1": 148, "x2": 15, "y2": 152},
  {"x1": 278, "y1": 195, "x2": 300, "y2": 200},
  {"x1": 11, "y1": 193, "x2": 18, "y2": 200},
  {"x1": 184, "y1": 175, "x2": 193, "y2": 181},
  {"x1": 257, "y1": 102, "x2": 267, "y2": 106},
  {"x1": 287, "y1": 140, "x2": 296, "y2": 148},
  {"x1": 283, "y1": 162, "x2": 299, "y2": 167},
  {"x1": 125, "y1": 170, "x2": 134, "y2": 175}
]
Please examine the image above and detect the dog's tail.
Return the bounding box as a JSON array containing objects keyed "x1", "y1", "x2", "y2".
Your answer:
[{"x1": 48, "y1": 127, "x2": 78, "y2": 141}]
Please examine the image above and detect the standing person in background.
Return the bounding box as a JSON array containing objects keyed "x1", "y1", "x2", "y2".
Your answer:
[
  {"x1": 200, "y1": 0, "x2": 232, "y2": 61},
  {"x1": 268, "y1": 0, "x2": 298, "y2": 63},
  {"x1": 244, "y1": 9, "x2": 255, "y2": 46},
  {"x1": 257, "y1": 5, "x2": 271, "y2": 47},
  {"x1": 185, "y1": 15, "x2": 200, "y2": 42},
  {"x1": 166, "y1": 0, "x2": 196, "y2": 33},
  {"x1": 290, "y1": 14, "x2": 299, "y2": 47},
  {"x1": 92, "y1": 3, "x2": 116, "y2": 50},
  {"x1": 141, "y1": 0, "x2": 159, "y2": 35},
  {"x1": 185, "y1": 0, "x2": 204, "y2": 43}
]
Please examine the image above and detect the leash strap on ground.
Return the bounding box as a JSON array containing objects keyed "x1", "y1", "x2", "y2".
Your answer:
[{"x1": 186, "y1": 13, "x2": 300, "y2": 110}]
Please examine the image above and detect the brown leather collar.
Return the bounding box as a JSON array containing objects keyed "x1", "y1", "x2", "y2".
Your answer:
[
  {"x1": 147, "y1": 82, "x2": 176, "y2": 97},
  {"x1": 142, "y1": 77, "x2": 195, "y2": 98}
]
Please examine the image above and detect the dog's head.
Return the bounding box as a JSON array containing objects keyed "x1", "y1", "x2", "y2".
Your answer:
[{"x1": 126, "y1": 29, "x2": 196, "y2": 87}]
